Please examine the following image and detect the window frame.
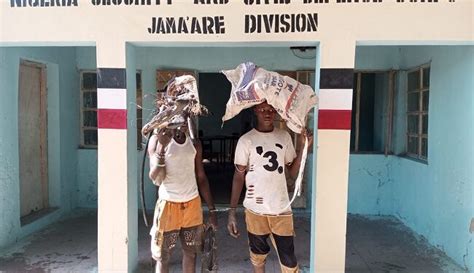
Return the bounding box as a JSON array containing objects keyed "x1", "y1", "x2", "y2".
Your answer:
[
  {"x1": 405, "y1": 64, "x2": 430, "y2": 161},
  {"x1": 79, "y1": 69, "x2": 143, "y2": 150},
  {"x1": 79, "y1": 70, "x2": 98, "y2": 149}
]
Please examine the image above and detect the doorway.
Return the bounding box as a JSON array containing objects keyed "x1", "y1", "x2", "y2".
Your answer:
[
  {"x1": 18, "y1": 60, "x2": 49, "y2": 220},
  {"x1": 136, "y1": 46, "x2": 316, "y2": 271},
  {"x1": 198, "y1": 72, "x2": 252, "y2": 204}
]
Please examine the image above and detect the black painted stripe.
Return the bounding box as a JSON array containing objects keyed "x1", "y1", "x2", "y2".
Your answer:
[
  {"x1": 97, "y1": 68, "x2": 126, "y2": 89},
  {"x1": 319, "y1": 68, "x2": 354, "y2": 89}
]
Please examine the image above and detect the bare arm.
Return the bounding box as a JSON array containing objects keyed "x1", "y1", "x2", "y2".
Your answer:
[
  {"x1": 194, "y1": 141, "x2": 218, "y2": 229},
  {"x1": 229, "y1": 165, "x2": 246, "y2": 209},
  {"x1": 227, "y1": 164, "x2": 246, "y2": 238},
  {"x1": 148, "y1": 131, "x2": 171, "y2": 186},
  {"x1": 287, "y1": 149, "x2": 304, "y2": 180},
  {"x1": 194, "y1": 141, "x2": 215, "y2": 210}
]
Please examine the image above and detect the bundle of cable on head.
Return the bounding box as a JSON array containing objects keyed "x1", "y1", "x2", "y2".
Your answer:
[{"x1": 141, "y1": 75, "x2": 209, "y2": 141}]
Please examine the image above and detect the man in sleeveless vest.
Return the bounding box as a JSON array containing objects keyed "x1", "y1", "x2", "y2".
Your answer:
[
  {"x1": 227, "y1": 101, "x2": 312, "y2": 273},
  {"x1": 148, "y1": 124, "x2": 217, "y2": 273}
]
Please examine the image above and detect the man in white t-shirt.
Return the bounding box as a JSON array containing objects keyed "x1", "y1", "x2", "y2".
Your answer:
[{"x1": 227, "y1": 101, "x2": 312, "y2": 273}]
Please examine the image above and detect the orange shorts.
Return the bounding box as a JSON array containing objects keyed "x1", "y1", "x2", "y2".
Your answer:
[
  {"x1": 150, "y1": 196, "x2": 203, "y2": 261},
  {"x1": 245, "y1": 209, "x2": 294, "y2": 236}
]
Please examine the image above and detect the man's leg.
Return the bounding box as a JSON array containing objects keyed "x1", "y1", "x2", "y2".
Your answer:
[
  {"x1": 270, "y1": 234, "x2": 298, "y2": 273},
  {"x1": 248, "y1": 232, "x2": 271, "y2": 273},
  {"x1": 151, "y1": 198, "x2": 182, "y2": 273},
  {"x1": 154, "y1": 250, "x2": 171, "y2": 273},
  {"x1": 181, "y1": 241, "x2": 197, "y2": 273},
  {"x1": 180, "y1": 197, "x2": 205, "y2": 273},
  {"x1": 180, "y1": 225, "x2": 203, "y2": 273},
  {"x1": 245, "y1": 210, "x2": 272, "y2": 273},
  {"x1": 268, "y1": 215, "x2": 298, "y2": 273},
  {"x1": 152, "y1": 231, "x2": 179, "y2": 273}
]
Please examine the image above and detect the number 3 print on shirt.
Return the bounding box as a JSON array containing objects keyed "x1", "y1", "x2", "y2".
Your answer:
[{"x1": 256, "y1": 144, "x2": 284, "y2": 174}]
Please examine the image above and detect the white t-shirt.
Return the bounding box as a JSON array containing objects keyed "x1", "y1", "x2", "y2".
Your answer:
[
  {"x1": 157, "y1": 137, "x2": 199, "y2": 202},
  {"x1": 234, "y1": 128, "x2": 297, "y2": 215}
]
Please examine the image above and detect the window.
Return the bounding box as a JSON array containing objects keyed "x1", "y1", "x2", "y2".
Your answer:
[
  {"x1": 350, "y1": 71, "x2": 396, "y2": 155},
  {"x1": 79, "y1": 70, "x2": 143, "y2": 149},
  {"x1": 406, "y1": 65, "x2": 430, "y2": 160},
  {"x1": 80, "y1": 71, "x2": 98, "y2": 148}
]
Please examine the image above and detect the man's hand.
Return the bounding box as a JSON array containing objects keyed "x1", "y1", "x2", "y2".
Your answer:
[
  {"x1": 297, "y1": 128, "x2": 314, "y2": 150},
  {"x1": 227, "y1": 209, "x2": 240, "y2": 238},
  {"x1": 156, "y1": 128, "x2": 172, "y2": 148},
  {"x1": 207, "y1": 211, "x2": 218, "y2": 231}
]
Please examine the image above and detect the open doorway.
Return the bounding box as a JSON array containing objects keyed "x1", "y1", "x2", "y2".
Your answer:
[{"x1": 198, "y1": 72, "x2": 252, "y2": 205}]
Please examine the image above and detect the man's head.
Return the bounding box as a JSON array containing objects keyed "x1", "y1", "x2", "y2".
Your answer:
[{"x1": 254, "y1": 101, "x2": 276, "y2": 131}]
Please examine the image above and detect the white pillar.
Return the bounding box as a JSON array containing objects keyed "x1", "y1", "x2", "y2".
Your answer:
[
  {"x1": 96, "y1": 41, "x2": 137, "y2": 273},
  {"x1": 313, "y1": 41, "x2": 356, "y2": 273}
]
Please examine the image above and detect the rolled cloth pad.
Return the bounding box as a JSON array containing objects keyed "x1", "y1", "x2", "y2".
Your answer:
[
  {"x1": 221, "y1": 62, "x2": 318, "y2": 134},
  {"x1": 221, "y1": 62, "x2": 318, "y2": 211}
]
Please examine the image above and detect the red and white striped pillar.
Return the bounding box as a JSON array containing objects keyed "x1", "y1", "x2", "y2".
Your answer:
[
  {"x1": 313, "y1": 43, "x2": 355, "y2": 273},
  {"x1": 96, "y1": 43, "x2": 136, "y2": 273}
]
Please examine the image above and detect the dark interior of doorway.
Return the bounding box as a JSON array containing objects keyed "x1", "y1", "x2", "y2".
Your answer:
[
  {"x1": 350, "y1": 72, "x2": 392, "y2": 153},
  {"x1": 198, "y1": 73, "x2": 251, "y2": 205}
]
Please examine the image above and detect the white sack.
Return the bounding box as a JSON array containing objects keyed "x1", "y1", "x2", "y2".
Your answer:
[{"x1": 221, "y1": 62, "x2": 318, "y2": 133}]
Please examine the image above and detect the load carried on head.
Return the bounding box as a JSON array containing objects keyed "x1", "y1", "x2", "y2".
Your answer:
[
  {"x1": 221, "y1": 61, "x2": 318, "y2": 134},
  {"x1": 141, "y1": 75, "x2": 208, "y2": 141}
]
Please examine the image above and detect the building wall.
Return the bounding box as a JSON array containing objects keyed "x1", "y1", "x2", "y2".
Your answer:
[
  {"x1": 392, "y1": 46, "x2": 474, "y2": 271},
  {"x1": 348, "y1": 155, "x2": 393, "y2": 215},
  {"x1": 76, "y1": 47, "x2": 98, "y2": 208},
  {"x1": 1, "y1": 2, "x2": 471, "y2": 271},
  {"x1": 348, "y1": 46, "x2": 474, "y2": 271},
  {"x1": 2, "y1": 45, "x2": 470, "y2": 270},
  {"x1": 0, "y1": 47, "x2": 79, "y2": 249}
]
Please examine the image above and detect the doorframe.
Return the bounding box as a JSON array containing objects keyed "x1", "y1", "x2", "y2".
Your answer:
[{"x1": 131, "y1": 42, "x2": 320, "y2": 272}]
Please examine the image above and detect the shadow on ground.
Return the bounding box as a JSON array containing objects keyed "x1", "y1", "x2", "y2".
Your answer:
[{"x1": 0, "y1": 210, "x2": 466, "y2": 273}]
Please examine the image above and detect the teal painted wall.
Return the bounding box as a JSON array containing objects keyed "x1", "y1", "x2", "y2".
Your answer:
[
  {"x1": 76, "y1": 47, "x2": 98, "y2": 208},
  {"x1": 0, "y1": 47, "x2": 79, "y2": 249},
  {"x1": 391, "y1": 46, "x2": 474, "y2": 271},
  {"x1": 349, "y1": 46, "x2": 474, "y2": 271},
  {"x1": 348, "y1": 155, "x2": 393, "y2": 215},
  {"x1": 126, "y1": 43, "x2": 139, "y2": 271}
]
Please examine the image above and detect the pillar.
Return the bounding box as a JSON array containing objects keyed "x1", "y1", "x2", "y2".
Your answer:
[
  {"x1": 312, "y1": 41, "x2": 355, "y2": 273},
  {"x1": 96, "y1": 40, "x2": 137, "y2": 273}
]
